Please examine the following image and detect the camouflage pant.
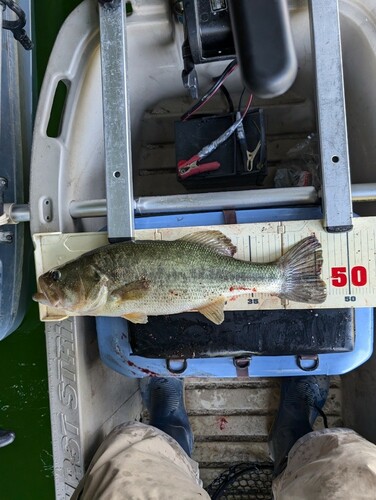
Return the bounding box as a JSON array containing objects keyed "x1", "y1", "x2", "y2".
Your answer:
[
  {"x1": 72, "y1": 423, "x2": 376, "y2": 500},
  {"x1": 71, "y1": 422, "x2": 209, "y2": 500},
  {"x1": 273, "y1": 428, "x2": 376, "y2": 499}
]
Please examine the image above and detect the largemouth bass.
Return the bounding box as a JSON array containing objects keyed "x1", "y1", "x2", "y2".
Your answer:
[{"x1": 33, "y1": 231, "x2": 326, "y2": 325}]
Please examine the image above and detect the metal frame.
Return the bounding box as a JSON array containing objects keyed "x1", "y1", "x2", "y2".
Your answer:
[
  {"x1": 99, "y1": 0, "x2": 134, "y2": 241},
  {"x1": 309, "y1": 0, "x2": 353, "y2": 232},
  {"x1": 4, "y1": 182, "x2": 376, "y2": 223}
]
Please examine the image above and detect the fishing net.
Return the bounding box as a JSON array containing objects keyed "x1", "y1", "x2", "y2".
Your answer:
[{"x1": 205, "y1": 462, "x2": 274, "y2": 500}]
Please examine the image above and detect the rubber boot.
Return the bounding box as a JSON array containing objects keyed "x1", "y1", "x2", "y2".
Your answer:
[
  {"x1": 144, "y1": 377, "x2": 193, "y2": 457},
  {"x1": 268, "y1": 376, "x2": 330, "y2": 477},
  {"x1": 0, "y1": 428, "x2": 15, "y2": 448}
]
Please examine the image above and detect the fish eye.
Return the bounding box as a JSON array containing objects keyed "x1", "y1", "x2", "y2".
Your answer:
[{"x1": 51, "y1": 270, "x2": 61, "y2": 281}]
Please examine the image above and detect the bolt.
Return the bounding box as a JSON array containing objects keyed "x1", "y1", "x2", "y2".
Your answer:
[
  {"x1": 0, "y1": 177, "x2": 7, "y2": 189},
  {"x1": 6, "y1": 234, "x2": 13, "y2": 242}
]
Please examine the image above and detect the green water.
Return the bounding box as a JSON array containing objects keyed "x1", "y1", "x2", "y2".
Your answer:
[
  {"x1": 0, "y1": 1, "x2": 82, "y2": 498},
  {"x1": 0, "y1": 304, "x2": 54, "y2": 499}
]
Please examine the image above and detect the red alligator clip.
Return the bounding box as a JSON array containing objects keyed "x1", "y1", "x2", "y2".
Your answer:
[{"x1": 178, "y1": 154, "x2": 220, "y2": 180}]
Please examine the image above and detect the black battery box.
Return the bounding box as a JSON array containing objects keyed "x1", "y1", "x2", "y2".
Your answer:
[
  {"x1": 175, "y1": 109, "x2": 267, "y2": 189},
  {"x1": 129, "y1": 308, "x2": 354, "y2": 359}
]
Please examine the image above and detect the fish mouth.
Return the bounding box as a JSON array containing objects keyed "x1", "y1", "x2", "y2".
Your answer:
[
  {"x1": 32, "y1": 291, "x2": 60, "y2": 307},
  {"x1": 33, "y1": 278, "x2": 61, "y2": 307}
]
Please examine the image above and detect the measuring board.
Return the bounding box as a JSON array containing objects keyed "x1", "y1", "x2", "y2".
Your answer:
[{"x1": 33, "y1": 217, "x2": 376, "y2": 321}]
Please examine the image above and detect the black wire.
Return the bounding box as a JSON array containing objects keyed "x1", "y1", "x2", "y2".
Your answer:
[
  {"x1": 181, "y1": 58, "x2": 237, "y2": 121},
  {"x1": 238, "y1": 87, "x2": 246, "y2": 112},
  {"x1": 219, "y1": 84, "x2": 234, "y2": 113},
  {"x1": 1, "y1": 0, "x2": 26, "y2": 30}
]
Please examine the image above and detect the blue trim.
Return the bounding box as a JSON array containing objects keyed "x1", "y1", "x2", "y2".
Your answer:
[
  {"x1": 135, "y1": 206, "x2": 324, "y2": 230},
  {"x1": 96, "y1": 308, "x2": 373, "y2": 378}
]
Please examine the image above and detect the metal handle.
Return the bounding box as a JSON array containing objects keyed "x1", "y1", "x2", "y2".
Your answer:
[
  {"x1": 296, "y1": 354, "x2": 320, "y2": 372},
  {"x1": 166, "y1": 359, "x2": 188, "y2": 375}
]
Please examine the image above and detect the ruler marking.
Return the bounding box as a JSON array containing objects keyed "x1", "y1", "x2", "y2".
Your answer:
[
  {"x1": 248, "y1": 236, "x2": 251, "y2": 262},
  {"x1": 362, "y1": 230, "x2": 366, "y2": 295},
  {"x1": 370, "y1": 228, "x2": 375, "y2": 294},
  {"x1": 346, "y1": 232, "x2": 352, "y2": 296},
  {"x1": 364, "y1": 231, "x2": 367, "y2": 294},
  {"x1": 366, "y1": 229, "x2": 371, "y2": 294},
  {"x1": 367, "y1": 229, "x2": 372, "y2": 293},
  {"x1": 268, "y1": 235, "x2": 271, "y2": 262}
]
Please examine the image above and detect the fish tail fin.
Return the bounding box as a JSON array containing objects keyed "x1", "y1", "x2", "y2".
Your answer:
[{"x1": 278, "y1": 236, "x2": 326, "y2": 304}]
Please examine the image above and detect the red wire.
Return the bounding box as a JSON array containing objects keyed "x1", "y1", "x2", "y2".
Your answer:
[
  {"x1": 182, "y1": 65, "x2": 238, "y2": 121},
  {"x1": 242, "y1": 93, "x2": 253, "y2": 117}
]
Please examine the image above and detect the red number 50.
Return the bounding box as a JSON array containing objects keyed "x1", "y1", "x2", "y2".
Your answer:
[{"x1": 331, "y1": 266, "x2": 367, "y2": 287}]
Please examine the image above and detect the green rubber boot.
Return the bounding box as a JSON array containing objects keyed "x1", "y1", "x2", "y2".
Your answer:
[
  {"x1": 143, "y1": 378, "x2": 194, "y2": 457},
  {"x1": 268, "y1": 376, "x2": 330, "y2": 476}
]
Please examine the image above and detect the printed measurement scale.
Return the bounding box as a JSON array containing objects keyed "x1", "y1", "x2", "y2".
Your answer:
[{"x1": 33, "y1": 217, "x2": 376, "y2": 321}]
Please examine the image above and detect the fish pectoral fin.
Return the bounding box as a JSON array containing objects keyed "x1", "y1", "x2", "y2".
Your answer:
[
  {"x1": 110, "y1": 278, "x2": 150, "y2": 302},
  {"x1": 180, "y1": 230, "x2": 237, "y2": 257},
  {"x1": 122, "y1": 312, "x2": 148, "y2": 324},
  {"x1": 198, "y1": 297, "x2": 226, "y2": 325}
]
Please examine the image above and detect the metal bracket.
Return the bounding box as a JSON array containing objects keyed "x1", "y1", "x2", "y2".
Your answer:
[
  {"x1": 233, "y1": 356, "x2": 251, "y2": 377},
  {"x1": 296, "y1": 354, "x2": 320, "y2": 372},
  {"x1": 309, "y1": 0, "x2": 352, "y2": 232},
  {"x1": 166, "y1": 359, "x2": 188, "y2": 374},
  {"x1": 99, "y1": 0, "x2": 134, "y2": 242}
]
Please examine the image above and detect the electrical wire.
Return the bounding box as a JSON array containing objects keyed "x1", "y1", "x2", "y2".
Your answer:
[
  {"x1": 197, "y1": 93, "x2": 253, "y2": 160},
  {"x1": 181, "y1": 59, "x2": 238, "y2": 121},
  {"x1": 242, "y1": 93, "x2": 253, "y2": 117},
  {"x1": 238, "y1": 87, "x2": 246, "y2": 112},
  {"x1": 219, "y1": 84, "x2": 234, "y2": 113},
  {"x1": 238, "y1": 87, "x2": 261, "y2": 135}
]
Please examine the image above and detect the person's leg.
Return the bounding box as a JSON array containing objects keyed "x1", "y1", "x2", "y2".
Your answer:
[
  {"x1": 273, "y1": 428, "x2": 376, "y2": 500},
  {"x1": 72, "y1": 378, "x2": 210, "y2": 500},
  {"x1": 270, "y1": 376, "x2": 376, "y2": 499}
]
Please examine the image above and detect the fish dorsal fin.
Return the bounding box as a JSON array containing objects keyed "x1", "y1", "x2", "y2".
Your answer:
[
  {"x1": 198, "y1": 297, "x2": 226, "y2": 325},
  {"x1": 180, "y1": 230, "x2": 236, "y2": 257}
]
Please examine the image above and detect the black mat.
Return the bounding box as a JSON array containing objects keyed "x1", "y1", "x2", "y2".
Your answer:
[{"x1": 129, "y1": 308, "x2": 354, "y2": 359}]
